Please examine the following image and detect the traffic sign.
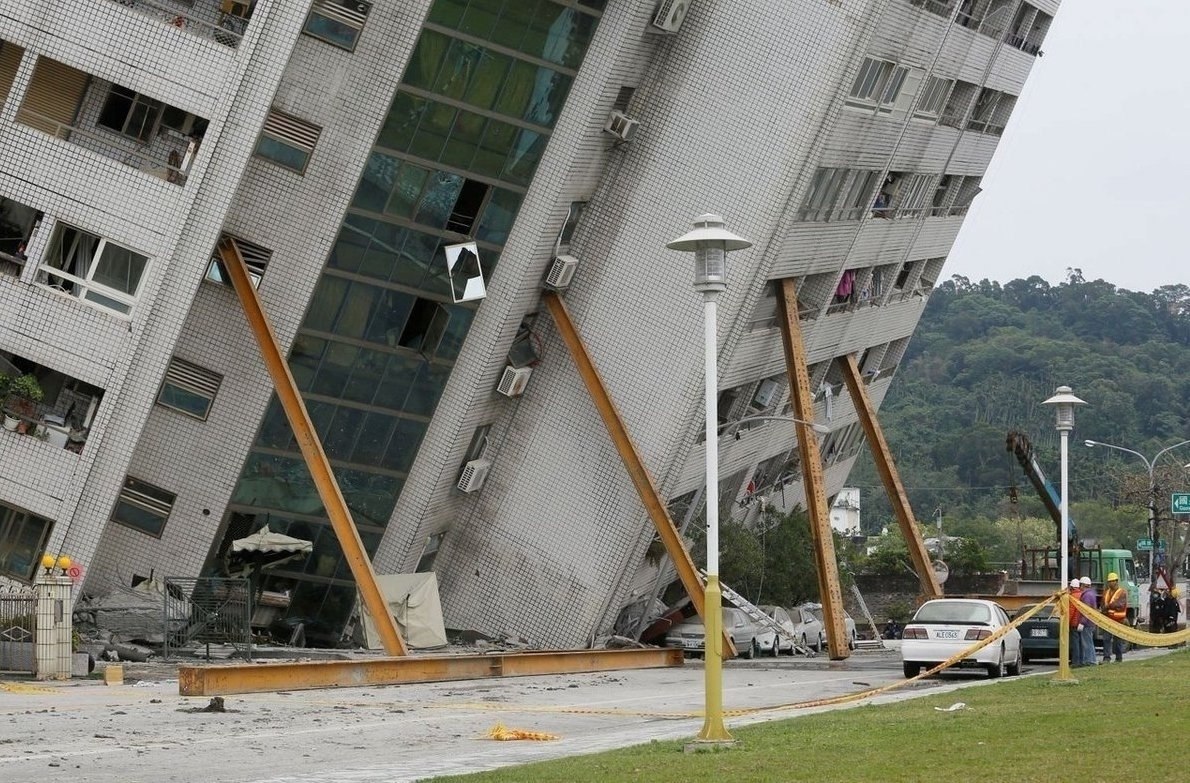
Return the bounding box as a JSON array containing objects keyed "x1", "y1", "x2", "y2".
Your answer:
[
  {"x1": 1136, "y1": 538, "x2": 1166, "y2": 552},
  {"x1": 1173, "y1": 493, "x2": 1190, "y2": 514}
]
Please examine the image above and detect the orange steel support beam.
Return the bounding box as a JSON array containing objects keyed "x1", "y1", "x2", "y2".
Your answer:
[
  {"x1": 542, "y1": 291, "x2": 736, "y2": 657},
  {"x1": 179, "y1": 647, "x2": 684, "y2": 696},
  {"x1": 217, "y1": 237, "x2": 407, "y2": 656},
  {"x1": 776, "y1": 279, "x2": 849, "y2": 660},
  {"x1": 840, "y1": 353, "x2": 943, "y2": 598}
]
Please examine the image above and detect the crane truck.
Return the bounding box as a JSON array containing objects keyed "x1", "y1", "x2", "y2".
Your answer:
[{"x1": 1001, "y1": 431, "x2": 1141, "y2": 623}]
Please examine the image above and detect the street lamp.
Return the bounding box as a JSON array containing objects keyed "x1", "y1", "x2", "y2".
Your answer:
[
  {"x1": 1041, "y1": 385, "x2": 1086, "y2": 682},
  {"x1": 668, "y1": 214, "x2": 751, "y2": 745},
  {"x1": 1084, "y1": 438, "x2": 1190, "y2": 591}
]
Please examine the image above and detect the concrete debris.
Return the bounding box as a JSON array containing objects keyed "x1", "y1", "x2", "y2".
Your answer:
[{"x1": 595, "y1": 635, "x2": 647, "y2": 650}]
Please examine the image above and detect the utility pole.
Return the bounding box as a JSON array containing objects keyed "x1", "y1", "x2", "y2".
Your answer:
[{"x1": 935, "y1": 507, "x2": 944, "y2": 562}]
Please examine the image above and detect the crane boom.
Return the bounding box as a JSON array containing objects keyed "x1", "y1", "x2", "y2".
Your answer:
[{"x1": 1006, "y1": 431, "x2": 1078, "y2": 544}]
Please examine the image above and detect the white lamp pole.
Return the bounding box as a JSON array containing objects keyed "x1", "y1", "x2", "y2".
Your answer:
[
  {"x1": 1042, "y1": 385, "x2": 1086, "y2": 682},
  {"x1": 667, "y1": 214, "x2": 751, "y2": 744}
]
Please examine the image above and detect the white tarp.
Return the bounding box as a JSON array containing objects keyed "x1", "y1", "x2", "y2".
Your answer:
[{"x1": 358, "y1": 573, "x2": 447, "y2": 650}]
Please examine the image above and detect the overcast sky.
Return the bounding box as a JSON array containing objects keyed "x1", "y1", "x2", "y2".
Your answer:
[{"x1": 946, "y1": 0, "x2": 1186, "y2": 294}]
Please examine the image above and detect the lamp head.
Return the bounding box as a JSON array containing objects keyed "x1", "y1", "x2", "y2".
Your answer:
[
  {"x1": 666, "y1": 214, "x2": 752, "y2": 293},
  {"x1": 1041, "y1": 385, "x2": 1086, "y2": 431},
  {"x1": 41, "y1": 553, "x2": 56, "y2": 573}
]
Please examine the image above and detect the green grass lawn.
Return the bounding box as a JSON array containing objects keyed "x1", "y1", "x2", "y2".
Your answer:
[{"x1": 433, "y1": 650, "x2": 1189, "y2": 782}]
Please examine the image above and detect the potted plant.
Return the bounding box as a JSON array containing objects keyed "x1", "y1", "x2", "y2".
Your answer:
[
  {"x1": 0, "y1": 373, "x2": 16, "y2": 431},
  {"x1": 3, "y1": 373, "x2": 43, "y2": 433}
]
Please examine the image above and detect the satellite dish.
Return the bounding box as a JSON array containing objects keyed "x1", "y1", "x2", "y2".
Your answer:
[{"x1": 932, "y1": 560, "x2": 950, "y2": 585}]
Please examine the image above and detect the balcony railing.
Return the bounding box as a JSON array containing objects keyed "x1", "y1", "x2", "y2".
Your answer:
[
  {"x1": 108, "y1": 0, "x2": 249, "y2": 48},
  {"x1": 16, "y1": 109, "x2": 194, "y2": 185}
]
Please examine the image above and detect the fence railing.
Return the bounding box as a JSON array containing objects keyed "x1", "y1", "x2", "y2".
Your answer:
[
  {"x1": 108, "y1": 0, "x2": 247, "y2": 48},
  {"x1": 163, "y1": 577, "x2": 252, "y2": 660}
]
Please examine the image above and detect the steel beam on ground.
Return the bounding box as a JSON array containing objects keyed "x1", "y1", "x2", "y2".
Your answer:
[
  {"x1": 839, "y1": 353, "x2": 942, "y2": 598},
  {"x1": 217, "y1": 237, "x2": 407, "y2": 656},
  {"x1": 542, "y1": 291, "x2": 735, "y2": 657},
  {"x1": 179, "y1": 647, "x2": 684, "y2": 696},
  {"x1": 776, "y1": 279, "x2": 849, "y2": 660}
]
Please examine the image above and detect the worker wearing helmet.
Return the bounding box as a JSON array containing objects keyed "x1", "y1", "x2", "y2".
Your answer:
[
  {"x1": 1078, "y1": 576, "x2": 1098, "y2": 665},
  {"x1": 1067, "y1": 578, "x2": 1084, "y2": 667},
  {"x1": 1102, "y1": 573, "x2": 1127, "y2": 663}
]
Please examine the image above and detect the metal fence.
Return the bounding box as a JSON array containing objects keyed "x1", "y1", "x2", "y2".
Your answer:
[
  {"x1": 0, "y1": 585, "x2": 36, "y2": 672},
  {"x1": 163, "y1": 577, "x2": 252, "y2": 660}
]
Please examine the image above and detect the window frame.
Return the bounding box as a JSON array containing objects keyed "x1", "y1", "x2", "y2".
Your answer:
[
  {"x1": 254, "y1": 108, "x2": 322, "y2": 175},
  {"x1": 111, "y1": 476, "x2": 176, "y2": 539},
  {"x1": 0, "y1": 502, "x2": 53, "y2": 583},
  {"x1": 846, "y1": 57, "x2": 910, "y2": 112},
  {"x1": 38, "y1": 222, "x2": 149, "y2": 315},
  {"x1": 302, "y1": 0, "x2": 372, "y2": 52},
  {"x1": 914, "y1": 76, "x2": 953, "y2": 119},
  {"x1": 156, "y1": 356, "x2": 223, "y2": 421},
  {"x1": 96, "y1": 84, "x2": 163, "y2": 143}
]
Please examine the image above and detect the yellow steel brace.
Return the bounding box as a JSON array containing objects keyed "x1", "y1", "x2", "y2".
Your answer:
[
  {"x1": 776, "y1": 279, "x2": 849, "y2": 660},
  {"x1": 217, "y1": 237, "x2": 407, "y2": 656},
  {"x1": 542, "y1": 291, "x2": 736, "y2": 657},
  {"x1": 839, "y1": 354, "x2": 943, "y2": 598}
]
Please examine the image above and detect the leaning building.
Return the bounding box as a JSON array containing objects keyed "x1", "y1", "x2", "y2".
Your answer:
[{"x1": 0, "y1": 0, "x2": 1057, "y2": 647}]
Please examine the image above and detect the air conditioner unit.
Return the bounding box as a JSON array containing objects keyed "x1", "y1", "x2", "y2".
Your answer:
[
  {"x1": 652, "y1": 0, "x2": 691, "y2": 33},
  {"x1": 457, "y1": 458, "x2": 491, "y2": 493},
  {"x1": 496, "y1": 365, "x2": 533, "y2": 397},
  {"x1": 543, "y1": 254, "x2": 579, "y2": 290},
  {"x1": 604, "y1": 111, "x2": 640, "y2": 143}
]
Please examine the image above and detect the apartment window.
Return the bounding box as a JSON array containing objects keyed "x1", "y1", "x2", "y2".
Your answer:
[
  {"x1": 398, "y1": 297, "x2": 449, "y2": 353},
  {"x1": 897, "y1": 174, "x2": 936, "y2": 216},
  {"x1": 0, "y1": 196, "x2": 41, "y2": 262},
  {"x1": 255, "y1": 108, "x2": 321, "y2": 174},
  {"x1": 914, "y1": 76, "x2": 953, "y2": 119},
  {"x1": 97, "y1": 85, "x2": 162, "y2": 142},
  {"x1": 556, "y1": 201, "x2": 588, "y2": 249},
  {"x1": 206, "y1": 234, "x2": 272, "y2": 288},
  {"x1": 612, "y1": 86, "x2": 635, "y2": 113},
  {"x1": 847, "y1": 58, "x2": 919, "y2": 113},
  {"x1": 111, "y1": 477, "x2": 176, "y2": 538},
  {"x1": 157, "y1": 356, "x2": 222, "y2": 420},
  {"x1": 416, "y1": 531, "x2": 446, "y2": 572},
  {"x1": 39, "y1": 223, "x2": 149, "y2": 315},
  {"x1": 0, "y1": 502, "x2": 52, "y2": 583},
  {"x1": 747, "y1": 282, "x2": 779, "y2": 331},
  {"x1": 303, "y1": 0, "x2": 372, "y2": 51}
]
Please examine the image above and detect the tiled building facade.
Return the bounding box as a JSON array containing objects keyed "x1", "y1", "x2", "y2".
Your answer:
[{"x1": 0, "y1": 0, "x2": 1058, "y2": 648}]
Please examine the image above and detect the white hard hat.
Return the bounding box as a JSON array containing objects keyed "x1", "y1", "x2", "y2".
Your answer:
[
  {"x1": 1080, "y1": 576, "x2": 1092, "y2": 585},
  {"x1": 1070, "y1": 578, "x2": 1080, "y2": 588}
]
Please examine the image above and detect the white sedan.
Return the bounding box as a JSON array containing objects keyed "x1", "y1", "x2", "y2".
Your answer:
[
  {"x1": 757, "y1": 605, "x2": 823, "y2": 655},
  {"x1": 900, "y1": 598, "x2": 1022, "y2": 679}
]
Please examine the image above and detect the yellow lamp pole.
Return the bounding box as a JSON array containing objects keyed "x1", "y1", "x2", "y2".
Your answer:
[{"x1": 668, "y1": 215, "x2": 752, "y2": 743}]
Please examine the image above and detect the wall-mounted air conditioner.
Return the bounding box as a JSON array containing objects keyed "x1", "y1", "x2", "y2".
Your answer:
[
  {"x1": 457, "y1": 458, "x2": 491, "y2": 493},
  {"x1": 652, "y1": 0, "x2": 692, "y2": 33},
  {"x1": 497, "y1": 365, "x2": 533, "y2": 397},
  {"x1": 543, "y1": 254, "x2": 579, "y2": 290},
  {"x1": 604, "y1": 111, "x2": 640, "y2": 143},
  {"x1": 751, "y1": 378, "x2": 779, "y2": 409}
]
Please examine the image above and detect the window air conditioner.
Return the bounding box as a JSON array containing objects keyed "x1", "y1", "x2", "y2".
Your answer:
[
  {"x1": 496, "y1": 365, "x2": 533, "y2": 397},
  {"x1": 456, "y1": 458, "x2": 492, "y2": 493},
  {"x1": 652, "y1": 0, "x2": 692, "y2": 33},
  {"x1": 543, "y1": 254, "x2": 579, "y2": 290},
  {"x1": 751, "y1": 378, "x2": 779, "y2": 409},
  {"x1": 604, "y1": 111, "x2": 640, "y2": 143}
]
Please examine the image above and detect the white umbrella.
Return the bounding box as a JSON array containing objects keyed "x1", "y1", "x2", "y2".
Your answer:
[{"x1": 226, "y1": 525, "x2": 313, "y2": 577}]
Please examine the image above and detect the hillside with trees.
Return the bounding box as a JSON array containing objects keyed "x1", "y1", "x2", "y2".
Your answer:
[{"x1": 849, "y1": 272, "x2": 1190, "y2": 574}]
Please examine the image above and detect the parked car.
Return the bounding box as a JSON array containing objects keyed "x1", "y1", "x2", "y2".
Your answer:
[
  {"x1": 1013, "y1": 603, "x2": 1060, "y2": 662},
  {"x1": 665, "y1": 607, "x2": 762, "y2": 659},
  {"x1": 801, "y1": 603, "x2": 858, "y2": 650},
  {"x1": 901, "y1": 598, "x2": 1022, "y2": 679},
  {"x1": 756, "y1": 605, "x2": 822, "y2": 655}
]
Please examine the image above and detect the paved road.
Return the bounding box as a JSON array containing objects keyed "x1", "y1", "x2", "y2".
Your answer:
[{"x1": 0, "y1": 650, "x2": 1127, "y2": 783}]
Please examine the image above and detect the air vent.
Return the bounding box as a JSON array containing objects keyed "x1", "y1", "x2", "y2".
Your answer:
[
  {"x1": 496, "y1": 366, "x2": 532, "y2": 397},
  {"x1": 604, "y1": 111, "x2": 639, "y2": 143},
  {"x1": 652, "y1": 0, "x2": 692, "y2": 33},
  {"x1": 456, "y1": 459, "x2": 492, "y2": 493},
  {"x1": 543, "y1": 254, "x2": 579, "y2": 290}
]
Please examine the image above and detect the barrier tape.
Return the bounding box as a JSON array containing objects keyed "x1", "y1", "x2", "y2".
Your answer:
[{"x1": 1071, "y1": 595, "x2": 1190, "y2": 647}]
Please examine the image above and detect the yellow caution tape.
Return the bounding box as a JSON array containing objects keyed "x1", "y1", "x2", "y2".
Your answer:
[
  {"x1": 486, "y1": 723, "x2": 560, "y2": 741},
  {"x1": 1071, "y1": 595, "x2": 1190, "y2": 647}
]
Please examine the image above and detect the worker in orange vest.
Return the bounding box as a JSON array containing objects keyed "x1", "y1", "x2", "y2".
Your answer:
[{"x1": 1102, "y1": 573, "x2": 1128, "y2": 663}]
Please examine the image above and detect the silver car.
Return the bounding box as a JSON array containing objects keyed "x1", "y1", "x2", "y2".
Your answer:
[
  {"x1": 757, "y1": 605, "x2": 824, "y2": 654},
  {"x1": 665, "y1": 607, "x2": 762, "y2": 659},
  {"x1": 801, "y1": 603, "x2": 859, "y2": 650}
]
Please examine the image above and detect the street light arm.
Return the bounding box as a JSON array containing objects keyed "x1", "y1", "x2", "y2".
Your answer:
[
  {"x1": 1084, "y1": 439, "x2": 1152, "y2": 472},
  {"x1": 1153, "y1": 439, "x2": 1190, "y2": 466}
]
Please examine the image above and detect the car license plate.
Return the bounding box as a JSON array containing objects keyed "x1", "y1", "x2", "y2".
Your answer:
[
  {"x1": 682, "y1": 639, "x2": 702, "y2": 649},
  {"x1": 1031, "y1": 628, "x2": 1048, "y2": 638},
  {"x1": 936, "y1": 630, "x2": 959, "y2": 639}
]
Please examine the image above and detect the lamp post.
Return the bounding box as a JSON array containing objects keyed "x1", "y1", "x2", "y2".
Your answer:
[
  {"x1": 668, "y1": 214, "x2": 751, "y2": 744},
  {"x1": 1084, "y1": 438, "x2": 1190, "y2": 592},
  {"x1": 1041, "y1": 385, "x2": 1086, "y2": 682}
]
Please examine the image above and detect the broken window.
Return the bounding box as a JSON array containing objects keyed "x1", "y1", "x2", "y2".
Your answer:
[
  {"x1": 398, "y1": 297, "x2": 449, "y2": 353},
  {"x1": 97, "y1": 85, "x2": 162, "y2": 142}
]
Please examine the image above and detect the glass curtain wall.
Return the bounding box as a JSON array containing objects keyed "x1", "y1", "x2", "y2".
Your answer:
[{"x1": 209, "y1": 0, "x2": 604, "y2": 645}]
